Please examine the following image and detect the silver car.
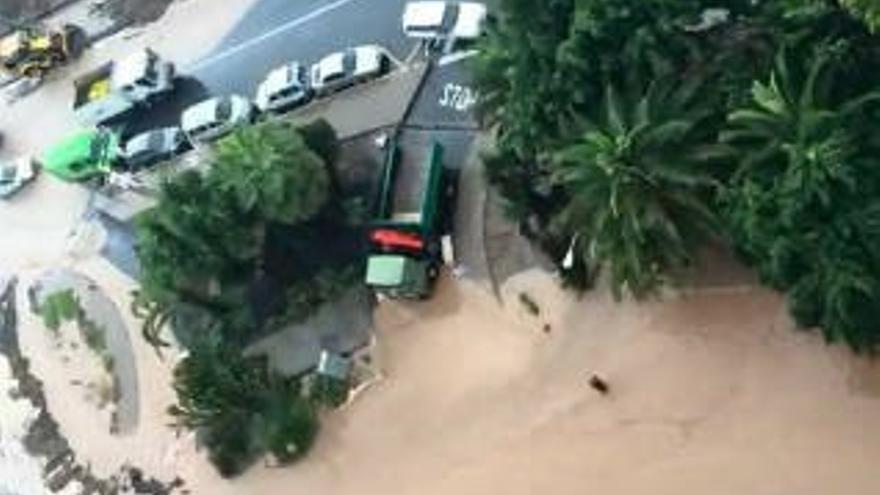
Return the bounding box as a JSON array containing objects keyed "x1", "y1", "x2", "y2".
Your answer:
[
  {"x1": 181, "y1": 95, "x2": 255, "y2": 144},
  {"x1": 255, "y1": 62, "x2": 312, "y2": 113},
  {"x1": 0, "y1": 155, "x2": 37, "y2": 199},
  {"x1": 310, "y1": 45, "x2": 390, "y2": 96},
  {"x1": 122, "y1": 127, "x2": 188, "y2": 169}
]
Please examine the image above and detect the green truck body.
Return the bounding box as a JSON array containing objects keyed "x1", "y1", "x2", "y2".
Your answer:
[
  {"x1": 365, "y1": 138, "x2": 445, "y2": 299},
  {"x1": 40, "y1": 129, "x2": 119, "y2": 181}
]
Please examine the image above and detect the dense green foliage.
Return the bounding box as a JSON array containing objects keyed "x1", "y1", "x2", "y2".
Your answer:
[
  {"x1": 134, "y1": 120, "x2": 346, "y2": 347},
  {"x1": 136, "y1": 120, "x2": 359, "y2": 476},
  {"x1": 39, "y1": 289, "x2": 80, "y2": 332},
  {"x1": 135, "y1": 170, "x2": 260, "y2": 339},
  {"x1": 168, "y1": 334, "x2": 318, "y2": 477},
  {"x1": 722, "y1": 49, "x2": 880, "y2": 351},
  {"x1": 550, "y1": 82, "x2": 725, "y2": 298},
  {"x1": 214, "y1": 123, "x2": 330, "y2": 224},
  {"x1": 475, "y1": 0, "x2": 880, "y2": 350},
  {"x1": 840, "y1": 0, "x2": 880, "y2": 30}
]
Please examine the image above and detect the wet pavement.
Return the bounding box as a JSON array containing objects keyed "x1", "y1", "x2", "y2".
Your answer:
[{"x1": 185, "y1": 0, "x2": 412, "y2": 95}]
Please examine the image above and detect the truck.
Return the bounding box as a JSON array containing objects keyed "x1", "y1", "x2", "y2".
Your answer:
[
  {"x1": 39, "y1": 128, "x2": 120, "y2": 182},
  {"x1": 365, "y1": 135, "x2": 447, "y2": 299},
  {"x1": 72, "y1": 48, "x2": 175, "y2": 126}
]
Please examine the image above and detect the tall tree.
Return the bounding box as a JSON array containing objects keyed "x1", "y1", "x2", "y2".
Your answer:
[
  {"x1": 840, "y1": 0, "x2": 880, "y2": 30},
  {"x1": 722, "y1": 47, "x2": 880, "y2": 351},
  {"x1": 212, "y1": 121, "x2": 330, "y2": 224},
  {"x1": 551, "y1": 81, "x2": 727, "y2": 298},
  {"x1": 135, "y1": 170, "x2": 260, "y2": 311},
  {"x1": 168, "y1": 333, "x2": 318, "y2": 477}
]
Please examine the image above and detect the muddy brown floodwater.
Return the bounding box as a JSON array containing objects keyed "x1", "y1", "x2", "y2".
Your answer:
[{"x1": 168, "y1": 268, "x2": 880, "y2": 494}]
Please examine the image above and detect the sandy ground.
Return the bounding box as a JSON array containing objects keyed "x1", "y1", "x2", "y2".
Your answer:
[
  {"x1": 10, "y1": 219, "x2": 880, "y2": 493},
  {"x1": 123, "y1": 267, "x2": 875, "y2": 495}
]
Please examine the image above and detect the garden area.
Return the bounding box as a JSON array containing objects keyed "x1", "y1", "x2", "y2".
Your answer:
[
  {"x1": 473, "y1": 0, "x2": 880, "y2": 352},
  {"x1": 133, "y1": 119, "x2": 365, "y2": 477}
]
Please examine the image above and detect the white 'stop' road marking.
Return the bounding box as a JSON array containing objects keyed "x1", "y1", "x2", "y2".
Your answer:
[
  {"x1": 437, "y1": 49, "x2": 479, "y2": 67},
  {"x1": 187, "y1": 0, "x2": 361, "y2": 72}
]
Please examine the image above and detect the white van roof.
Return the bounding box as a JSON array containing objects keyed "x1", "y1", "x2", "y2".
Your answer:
[{"x1": 402, "y1": 1, "x2": 487, "y2": 40}]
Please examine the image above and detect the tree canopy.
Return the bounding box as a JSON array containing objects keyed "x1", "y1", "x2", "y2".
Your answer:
[
  {"x1": 135, "y1": 120, "x2": 351, "y2": 477},
  {"x1": 168, "y1": 333, "x2": 318, "y2": 477},
  {"x1": 213, "y1": 122, "x2": 330, "y2": 224},
  {"x1": 550, "y1": 82, "x2": 725, "y2": 298},
  {"x1": 474, "y1": 0, "x2": 880, "y2": 351},
  {"x1": 134, "y1": 120, "x2": 345, "y2": 348}
]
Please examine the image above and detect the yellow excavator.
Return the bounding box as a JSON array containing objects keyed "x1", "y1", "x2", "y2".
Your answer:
[{"x1": 0, "y1": 23, "x2": 87, "y2": 78}]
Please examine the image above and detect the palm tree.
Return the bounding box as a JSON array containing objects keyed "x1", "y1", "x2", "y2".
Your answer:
[
  {"x1": 722, "y1": 46, "x2": 880, "y2": 352},
  {"x1": 720, "y1": 48, "x2": 880, "y2": 202},
  {"x1": 168, "y1": 335, "x2": 319, "y2": 476},
  {"x1": 212, "y1": 121, "x2": 330, "y2": 224},
  {"x1": 721, "y1": 46, "x2": 880, "y2": 275},
  {"x1": 470, "y1": 0, "x2": 575, "y2": 157},
  {"x1": 134, "y1": 171, "x2": 261, "y2": 350},
  {"x1": 551, "y1": 81, "x2": 727, "y2": 299}
]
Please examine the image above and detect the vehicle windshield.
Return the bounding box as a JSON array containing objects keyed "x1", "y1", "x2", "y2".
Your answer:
[
  {"x1": 0, "y1": 165, "x2": 14, "y2": 183},
  {"x1": 89, "y1": 133, "x2": 109, "y2": 161},
  {"x1": 342, "y1": 51, "x2": 357, "y2": 75},
  {"x1": 441, "y1": 4, "x2": 460, "y2": 33},
  {"x1": 148, "y1": 131, "x2": 166, "y2": 150},
  {"x1": 216, "y1": 99, "x2": 233, "y2": 121}
]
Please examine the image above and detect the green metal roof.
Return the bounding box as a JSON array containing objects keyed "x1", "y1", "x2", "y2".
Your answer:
[{"x1": 366, "y1": 255, "x2": 408, "y2": 287}]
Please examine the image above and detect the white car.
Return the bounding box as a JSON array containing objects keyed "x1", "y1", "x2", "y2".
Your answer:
[
  {"x1": 310, "y1": 45, "x2": 390, "y2": 96},
  {"x1": 180, "y1": 95, "x2": 255, "y2": 144},
  {"x1": 0, "y1": 155, "x2": 37, "y2": 199},
  {"x1": 402, "y1": 1, "x2": 488, "y2": 40},
  {"x1": 255, "y1": 62, "x2": 313, "y2": 113}
]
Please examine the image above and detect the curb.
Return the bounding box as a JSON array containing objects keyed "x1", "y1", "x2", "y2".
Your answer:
[{"x1": 398, "y1": 60, "x2": 434, "y2": 125}]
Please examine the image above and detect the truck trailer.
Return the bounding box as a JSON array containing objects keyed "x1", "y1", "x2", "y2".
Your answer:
[
  {"x1": 72, "y1": 48, "x2": 175, "y2": 126},
  {"x1": 365, "y1": 135, "x2": 447, "y2": 299}
]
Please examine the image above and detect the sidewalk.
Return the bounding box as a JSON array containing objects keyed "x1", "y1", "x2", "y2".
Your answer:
[
  {"x1": 284, "y1": 62, "x2": 431, "y2": 140},
  {"x1": 448, "y1": 130, "x2": 551, "y2": 302}
]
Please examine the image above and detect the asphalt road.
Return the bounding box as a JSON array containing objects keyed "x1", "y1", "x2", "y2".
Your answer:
[
  {"x1": 102, "y1": 0, "x2": 489, "y2": 279},
  {"x1": 126, "y1": 0, "x2": 478, "y2": 136},
  {"x1": 188, "y1": 0, "x2": 413, "y2": 96},
  {"x1": 408, "y1": 55, "x2": 480, "y2": 129}
]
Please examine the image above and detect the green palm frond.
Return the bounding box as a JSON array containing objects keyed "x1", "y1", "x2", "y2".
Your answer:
[{"x1": 551, "y1": 77, "x2": 722, "y2": 299}]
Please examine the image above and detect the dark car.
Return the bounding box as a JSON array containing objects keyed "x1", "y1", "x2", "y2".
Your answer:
[{"x1": 121, "y1": 127, "x2": 188, "y2": 169}]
